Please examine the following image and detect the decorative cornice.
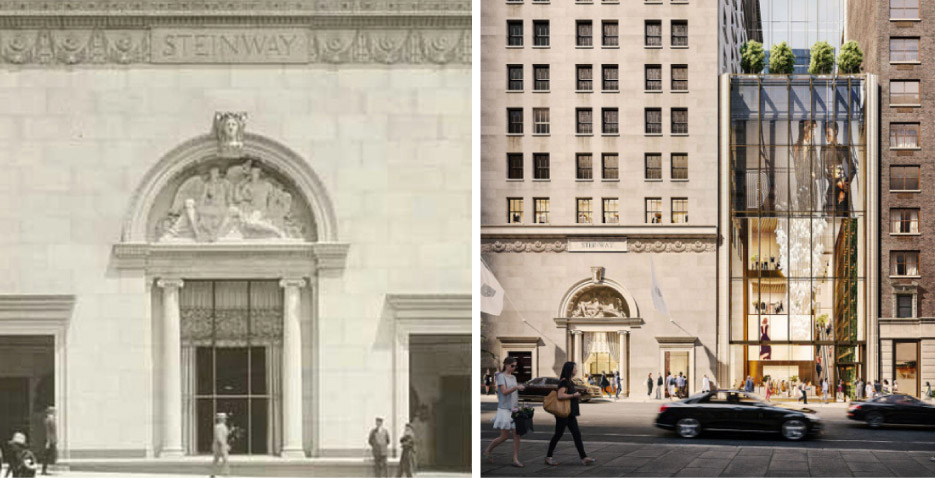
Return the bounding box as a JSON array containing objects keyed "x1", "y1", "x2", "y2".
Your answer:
[
  {"x1": 0, "y1": 1, "x2": 470, "y2": 65},
  {"x1": 386, "y1": 293, "x2": 471, "y2": 320},
  {"x1": 0, "y1": 295, "x2": 76, "y2": 322},
  {"x1": 482, "y1": 237, "x2": 716, "y2": 254}
]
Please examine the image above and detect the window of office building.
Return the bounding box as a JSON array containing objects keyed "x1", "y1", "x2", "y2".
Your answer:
[
  {"x1": 602, "y1": 153, "x2": 619, "y2": 180},
  {"x1": 890, "y1": 80, "x2": 920, "y2": 105},
  {"x1": 507, "y1": 65, "x2": 523, "y2": 91},
  {"x1": 672, "y1": 108, "x2": 688, "y2": 134},
  {"x1": 672, "y1": 65, "x2": 688, "y2": 91},
  {"x1": 891, "y1": 208, "x2": 919, "y2": 234},
  {"x1": 534, "y1": 65, "x2": 550, "y2": 91},
  {"x1": 671, "y1": 198, "x2": 688, "y2": 223},
  {"x1": 577, "y1": 21, "x2": 593, "y2": 47},
  {"x1": 671, "y1": 21, "x2": 688, "y2": 47},
  {"x1": 577, "y1": 198, "x2": 593, "y2": 223},
  {"x1": 645, "y1": 153, "x2": 662, "y2": 180},
  {"x1": 533, "y1": 108, "x2": 550, "y2": 134},
  {"x1": 602, "y1": 198, "x2": 619, "y2": 224},
  {"x1": 507, "y1": 153, "x2": 523, "y2": 179},
  {"x1": 891, "y1": 251, "x2": 919, "y2": 277},
  {"x1": 533, "y1": 20, "x2": 550, "y2": 47},
  {"x1": 645, "y1": 198, "x2": 662, "y2": 223},
  {"x1": 890, "y1": 165, "x2": 920, "y2": 191},
  {"x1": 646, "y1": 65, "x2": 662, "y2": 91},
  {"x1": 890, "y1": 38, "x2": 919, "y2": 62},
  {"x1": 507, "y1": 21, "x2": 523, "y2": 47},
  {"x1": 576, "y1": 65, "x2": 593, "y2": 91},
  {"x1": 602, "y1": 108, "x2": 619, "y2": 135},
  {"x1": 645, "y1": 108, "x2": 662, "y2": 134},
  {"x1": 602, "y1": 65, "x2": 619, "y2": 91},
  {"x1": 533, "y1": 153, "x2": 550, "y2": 179},
  {"x1": 602, "y1": 21, "x2": 619, "y2": 47},
  {"x1": 890, "y1": 123, "x2": 920, "y2": 148},
  {"x1": 508, "y1": 198, "x2": 523, "y2": 223},
  {"x1": 577, "y1": 108, "x2": 593, "y2": 134},
  {"x1": 534, "y1": 198, "x2": 550, "y2": 224},
  {"x1": 507, "y1": 108, "x2": 523, "y2": 134},
  {"x1": 645, "y1": 20, "x2": 662, "y2": 47},
  {"x1": 896, "y1": 294, "x2": 913, "y2": 318},
  {"x1": 576, "y1": 153, "x2": 593, "y2": 179},
  {"x1": 891, "y1": 0, "x2": 919, "y2": 19},
  {"x1": 672, "y1": 153, "x2": 688, "y2": 180}
]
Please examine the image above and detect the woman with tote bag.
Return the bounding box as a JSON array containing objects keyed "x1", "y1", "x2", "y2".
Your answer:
[{"x1": 544, "y1": 362, "x2": 596, "y2": 467}]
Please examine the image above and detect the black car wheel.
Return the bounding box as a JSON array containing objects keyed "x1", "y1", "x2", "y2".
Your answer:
[
  {"x1": 781, "y1": 419, "x2": 807, "y2": 441},
  {"x1": 866, "y1": 412, "x2": 884, "y2": 428},
  {"x1": 675, "y1": 417, "x2": 702, "y2": 438}
]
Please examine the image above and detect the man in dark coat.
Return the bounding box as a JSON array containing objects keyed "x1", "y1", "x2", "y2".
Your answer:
[{"x1": 368, "y1": 417, "x2": 390, "y2": 477}]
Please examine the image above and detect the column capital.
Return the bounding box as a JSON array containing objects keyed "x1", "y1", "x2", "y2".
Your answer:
[
  {"x1": 280, "y1": 278, "x2": 307, "y2": 289},
  {"x1": 617, "y1": 329, "x2": 630, "y2": 335},
  {"x1": 570, "y1": 329, "x2": 583, "y2": 336},
  {"x1": 157, "y1": 278, "x2": 184, "y2": 290}
]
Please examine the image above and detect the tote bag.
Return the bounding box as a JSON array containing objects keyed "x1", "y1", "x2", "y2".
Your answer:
[{"x1": 543, "y1": 390, "x2": 570, "y2": 418}]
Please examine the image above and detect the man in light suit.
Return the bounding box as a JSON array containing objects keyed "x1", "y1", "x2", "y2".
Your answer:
[
  {"x1": 212, "y1": 413, "x2": 230, "y2": 477},
  {"x1": 368, "y1": 417, "x2": 391, "y2": 477}
]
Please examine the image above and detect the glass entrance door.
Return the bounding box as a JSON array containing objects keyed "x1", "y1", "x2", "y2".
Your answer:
[{"x1": 195, "y1": 346, "x2": 269, "y2": 454}]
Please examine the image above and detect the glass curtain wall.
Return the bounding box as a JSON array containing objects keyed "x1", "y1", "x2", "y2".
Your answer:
[
  {"x1": 729, "y1": 76, "x2": 866, "y2": 398},
  {"x1": 755, "y1": 0, "x2": 846, "y2": 74}
]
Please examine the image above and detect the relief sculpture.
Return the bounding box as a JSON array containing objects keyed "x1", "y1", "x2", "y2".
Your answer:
[
  {"x1": 159, "y1": 160, "x2": 304, "y2": 242},
  {"x1": 567, "y1": 286, "x2": 629, "y2": 318}
]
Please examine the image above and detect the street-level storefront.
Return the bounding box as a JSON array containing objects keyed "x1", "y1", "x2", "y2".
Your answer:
[{"x1": 718, "y1": 74, "x2": 879, "y2": 396}]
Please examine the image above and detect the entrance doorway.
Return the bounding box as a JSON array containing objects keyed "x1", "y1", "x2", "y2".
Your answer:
[
  {"x1": 507, "y1": 351, "x2": 532, "y2": 384},
  {"x1": 180, "y1": 280, "x2": 282, "y2": 455},
  {"x1": 409, "y1": 335, "x2": 470, "y2": 472},
  {"x1": 0, "y1": 336, "x2": 54, "y2": 461}
]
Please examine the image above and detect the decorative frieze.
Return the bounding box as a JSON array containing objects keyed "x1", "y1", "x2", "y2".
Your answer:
[
  {"x1": 0, "y1": 1, "x2": 470, "y2": 65},
  {"x1": 481, "y1": 237, "x2": 716, "y2": 254}
]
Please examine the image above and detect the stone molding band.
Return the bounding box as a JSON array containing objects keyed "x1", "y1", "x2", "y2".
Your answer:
[{"x1": 481, "y1": 237, "x2": 717, "y2": 254}]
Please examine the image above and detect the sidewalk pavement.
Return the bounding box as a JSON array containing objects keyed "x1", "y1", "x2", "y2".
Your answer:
[
  {"x1": 481, "y1": 439, "x2": 935, "y2": 477},
  {"x1": 482, "y1": 393, "x2": 853, "y2": 408}
]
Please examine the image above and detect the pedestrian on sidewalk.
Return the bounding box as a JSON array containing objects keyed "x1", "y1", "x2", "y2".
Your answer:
[
  {"x1": 600, "y1": 372, "x2": 610, "y2": 398},
  {"x1": 925, "y1": 381, "x2": 932, "y2": 401},
  {"x1": 744, "y1": 376, "x2": 753, "y2": 393},
  {"x1": 701, "y1": 374, "x2": 711, "y2": 393},
  {"x1": 856, "y1": 379, "x2": 864, "y2": 400},
  {"x1": 615, "y1": 371, "x2": 622, "y2": 400},
  {"x1": 765, "y1": 380, "x2": 772, "y2": 402},
  {"x1": 873, "y1": 379, "x2": 882, "y2": 397},
  {"x1": 665, "y1": 372, "x2": 673, "y2": 400},
  {"x1": 821, "y1": 378, "x2": 829, "y2": 404},
  {"x1": 6, "y1": 432, "x2": 37, "y2": 478},
  {"x1": 484, "y1": 356, "x2": 526, "y2": 468},
  {"x1": 484, "y1": 369, "x2": 494, "y2": 395},
  {"x1": 646, "y1": 373, "x2": 653, "y2": 399},
  {"x1": 677, "y1": 373, "x2": 687, "y2": 398},
  {"x1": 837, "y1": 380, "x2": 845, "y2": 402},
  {"x1": 398, "y1": 423, "x2": 418, "y2": 477},
  {"x1": 41, "y1": 406, "x2": 57, "y2": 476},
  {"x1": 656, "y1": 374, "x2": 663, "y2": 400},
  {"x1": 798, "y1": 380, "x2": 808, "y2": 404},
  {"x1": 883, "y1": 379, "x2": 890, "y2": 395},
  {"x1": 894, "y1": 379, "x2": 899, "y2": 393},
  {"x1": 211, "y1": 413, "x2": 231, "y2": 478},
  {"x1": 368, "y1": 417, "x2": 390, "y2": 477},
  {"x1": 866, "y1": 380, "x2": 874, "y2": 398},
  {"x1": 545, "y1": 362, "x2": 596, "y2": 467}
]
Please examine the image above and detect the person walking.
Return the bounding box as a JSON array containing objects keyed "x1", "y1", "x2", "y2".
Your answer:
[
  {"x1": 677, "y1": 372, "x2": 686, "y2": 398},
  {"x1": 701, "y1": 374, "x2": 711, "y2": 394},
  {"x1": 883, "y1": 379, "x2": 890, "y2": 395},
  {"x1": 600, "y1": 372, "x2": 610, "y2": 398},
  {"x1": 211, "y1": 413, "x2": 231, "y2": 477},
  {"x1": 656, "y1": 374, "x2": 663, "y2": 400},
  {"x1": 765, "y1": 380, "x2": 772, "y2": 402},
  {"x1": 646, "y1": 373, "x2": 654, "y2": 399},
  {"x1": 893, "y1": 379, "x2": 899, "y2": 393},
  {"x1": 615, "y1": 371, "x2": 622, "y2": 400},
  {"x1": 855, "y1": 379, "x2": 864, "y2": 400},
  {"x1": 6, "y1": 433, "x2": 37, "y2": 478},
  {"x1": 798, "y1": 380, "x2": 808, "y2": 404},
  {"x1": 837, "y1": 380, "x2": 845, "y2": 402},
  {"x1": 398, "y1": 423, "x2": 418, "y2": 477},
  {"x1": 483, "y1": 357, "x2": 526, "y2": 468},
  {"x1": 866, "y1": 380, "x2": 874, "y2": 399},
  {"x1": 484, "y1": 369, "x2": 494, "y2": 395},
  {"x1": 821, "y1": 379, "x2": 829, "y2": 404},
  {"x1": 41, "y1": 407, "x2": 57, "y2": 476},
  {"x1": 545, "y1": 362, "x2": 596, "y2": 467},
  {"x1": 664, "y1": 372, "x2": 673, "y2": 400},
  {"x1": 368, "y1": 417, "x2": 390, "y2": 477},
  {"x1": 925, "y1": 381, "x2": 933, "y2": 401}
]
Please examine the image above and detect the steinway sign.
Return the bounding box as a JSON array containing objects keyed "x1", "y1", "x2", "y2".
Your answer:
[
  {"x1": 152, "y1": 28, "x2": 308, "y2": 64},
  {"x1": 567, "y1": 238, "x2": 628, "y2": 253}
]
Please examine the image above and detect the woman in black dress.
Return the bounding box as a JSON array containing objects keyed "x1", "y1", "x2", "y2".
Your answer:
[{"x1": 545, "y1": 362, "x2": 596, "y2": 466}]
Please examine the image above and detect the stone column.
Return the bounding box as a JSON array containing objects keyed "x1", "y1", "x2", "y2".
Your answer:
[
  {"x1": 157, "y1": 278, "x2": 184, "y2": 457},
  {"x1": 280, "y1": 278, "x2": 306, "y2": 458},
  {"x1": 572, "y1": 330, "x2": 583, "y2": 370}
]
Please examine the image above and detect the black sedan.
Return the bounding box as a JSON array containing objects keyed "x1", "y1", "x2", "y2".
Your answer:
[
  {"x1": 846, "y1": 394, "x2": 935, "y2": 428},
  {"x1": 654, "y1": 389, "x2": 822, "y2": 441},
  {"x1": 518, "y1": 377, "x2": 600, "y2": 403}
]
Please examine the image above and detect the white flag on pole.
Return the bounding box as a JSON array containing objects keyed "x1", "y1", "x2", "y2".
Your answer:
[
  {"x1": 480, "y1": 260, "x2": 505, "y2": 316},
  {"x1": 650, "y1": 256, "x2": 670, "y2": 318}
]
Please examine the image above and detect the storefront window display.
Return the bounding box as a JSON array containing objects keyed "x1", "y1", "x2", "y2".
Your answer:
[{"x1": 729, "y1": 76, "x2": 867, "y2": 397}]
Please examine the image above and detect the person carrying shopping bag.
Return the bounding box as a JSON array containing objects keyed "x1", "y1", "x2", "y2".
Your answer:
[
  {"x1": 483, "y1": 357, "x2": 526, "y2": 468},
  {"x1": 544, "y1": 362, "x2": 596, "y2": 467}
]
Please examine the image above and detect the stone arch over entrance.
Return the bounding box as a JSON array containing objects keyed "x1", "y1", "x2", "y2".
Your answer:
[
  {"x1": 121, "y1": 132, "x2": 339, "y2": 244},
  {"x1": 557, "y1": 277, "x2": 640, "y2": 320}
]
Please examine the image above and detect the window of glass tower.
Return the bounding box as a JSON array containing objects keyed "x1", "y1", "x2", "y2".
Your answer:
[{"x1": 728, "y1": 76, "x2": 866, "y2": 393}]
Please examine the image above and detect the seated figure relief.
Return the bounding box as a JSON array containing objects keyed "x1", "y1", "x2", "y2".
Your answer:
[
  {"x1": 159, "y1": 160, "x2": 304, "y2": 242},
  {"x1": 568, "y1": 286, "x2": 629, "y2": 318}
]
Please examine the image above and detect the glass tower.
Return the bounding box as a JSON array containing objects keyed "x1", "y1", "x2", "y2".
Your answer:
[
  {"x1": 728, "y1": 75, "x2": 867, "y2": 396},
  {"x1": 754, "y1": 0, "x2": 846, "y2": 73}
]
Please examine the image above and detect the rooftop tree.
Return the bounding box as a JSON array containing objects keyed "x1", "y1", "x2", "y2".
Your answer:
[
  {"x1": 808, "y1": 41, "x2": 835, "y2": 74},
  {"x1": 769, "y1": 42, "x2": 795, "y2": 74},
  {"x1": 838, "y1": 41, "x2": 864, "y2": 74},
  {"x1": 740, "y1": 40, "x2": 765, "y2": 74}
]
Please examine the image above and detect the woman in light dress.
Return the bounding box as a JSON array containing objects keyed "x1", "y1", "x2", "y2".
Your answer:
[{"x1": 483, "y1": 357, "x2": 526, "y2": 468}]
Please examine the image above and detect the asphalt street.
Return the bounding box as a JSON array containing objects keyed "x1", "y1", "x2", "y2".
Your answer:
[
  {"x1": 480, "y1": 395, "x2": 935, "y2": 451},
  {"x1": 480, "y1": 395, "x2": 935, "y2": 477}
]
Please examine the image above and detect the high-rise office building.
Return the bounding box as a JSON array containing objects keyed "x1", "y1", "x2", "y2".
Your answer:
[
  {"x1": 481, "y1": 0, "x2": 723, "y2": 395},
  {"x1": 755, "y1": 0, "x2": 847, "y2": 73},
  {"x1": 849, "y1": 0, "x2": 929, "y2": 397}
]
